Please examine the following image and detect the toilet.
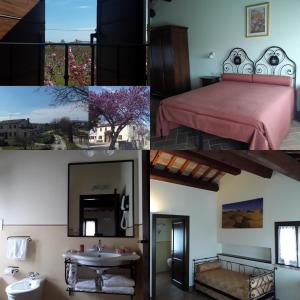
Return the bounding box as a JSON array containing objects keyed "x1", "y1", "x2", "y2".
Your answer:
[
  {"x1": 6, "y1": 277, "x2": 45, "y2": 300},
  {"x1": 167, "y1": 258, "x2": 172, "y2": 268}
]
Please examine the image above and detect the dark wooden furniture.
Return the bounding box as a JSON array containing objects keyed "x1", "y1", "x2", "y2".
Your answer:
[
  {"x1": 150, "y1": 25, "x2": 191, "y2": 98},
  {"x1": 0, "y1": 0, "x2": 45, "y2": 85},
  {"x1": 200, "y1": 76, "x2": 220, "y2": 87},
  {"x1": 97, "y1": 0, "x2": 147, "y2": 85}
]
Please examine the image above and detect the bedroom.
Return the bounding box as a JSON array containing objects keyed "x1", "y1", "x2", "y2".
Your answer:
[
  {"x1": 150, "y1": 150, "x2": 300, "y2": 300},
  {"x1": 150, "y1": 0, "x2": 300, "y2": 150}
]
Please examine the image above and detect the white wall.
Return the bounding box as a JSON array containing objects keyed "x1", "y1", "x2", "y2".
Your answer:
[
  {"x1": 152, "y1": 0, "x2": 300, "y2": 109},
  {"x1": 0, "y1": 151, "x2": 139, "y2": 225},
  {"x1": 150, "y1": 180, "x2": 218, "y2": 286},
  {"x1": 217, "y1": 171, "x2": 300, "y2": 300}
]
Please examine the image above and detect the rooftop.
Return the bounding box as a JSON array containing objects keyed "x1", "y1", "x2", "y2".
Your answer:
[{"x1": 0, "y1": 119, "x2": 28, "y2": 125}]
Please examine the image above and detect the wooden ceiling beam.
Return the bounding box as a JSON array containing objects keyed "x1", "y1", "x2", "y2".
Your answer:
[
  {"x1": 151, "y1": 150, "x2": 161, "y2": 166},
  {"x1": 150, "y1": 167, "x2": 219, "y2": 192},
  {"x1": 166, "y1": 155, "x2": 177, "y2": 170},
  {"x1": 179, "y1": 160, "x2": 190, "y2": 174},
  {"x1": 199, "y1": 167, "x2": 212, "y2": 180},
  {"x1": 232, "y1": 151, "x2": 300, "y2": 182},
  {"x1": 162, "y1": 150, "x2": 241, "y2": 176},
  {"x1": 192, "y1": 151, "x2": 273, "y2": 179},
  {"x1": 191, "y1": 164, "x2": 202, "y2": 177},
  {"x1": 209, "y1": 171, "x2": 222, "y2": 183}
]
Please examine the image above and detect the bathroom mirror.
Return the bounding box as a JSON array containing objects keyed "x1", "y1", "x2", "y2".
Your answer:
[{"x1": 68, "y1": 160, "x2": 134, "y2": 237}]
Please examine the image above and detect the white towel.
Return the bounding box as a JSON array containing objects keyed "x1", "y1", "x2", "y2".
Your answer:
[
  {"x1": 102, "y1": 274, "x2": 135, "y2": 287},
  {"x1": 75, "y1": 279, "x2": 96, "y2": 292},
  {"x1": 67, "y1": 264, "x2": 77, "y2": 287},
  {"x1": 6, "y1": 238, "x2": 29, "y2": 260},
  {"x1": 102, "y1": 286, "x2": 134, "y2": 295}
]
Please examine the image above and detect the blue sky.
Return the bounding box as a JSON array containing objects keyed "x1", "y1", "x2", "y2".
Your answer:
[
  {"x1": 46, "y1": 0, "x2": 97, "y2": 42},
  {"x1": 0, "y1": 87, "x2": 88, "y2": 123}
]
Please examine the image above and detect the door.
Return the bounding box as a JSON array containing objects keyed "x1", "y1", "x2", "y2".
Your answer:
[
  {"x1": 0, "y1": 0, "x2": 45, "y2": 85},
  {"x1": 152, "y1": 214, "x2": 189, "y2": 300},
  {"x1": 171, "y1": 219, "x2": 187, "y2": 290},
  {"x1": 96, "y1": 0, "x2": 146, "y2": 85}
]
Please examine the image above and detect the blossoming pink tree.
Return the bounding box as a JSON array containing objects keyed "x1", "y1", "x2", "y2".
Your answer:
[
  {"x1": 89, "y1": 86, "x2": 150, "y2": 150},
  {"x1": 45, "y1": 45, "x2": 95, "y2": 86}
]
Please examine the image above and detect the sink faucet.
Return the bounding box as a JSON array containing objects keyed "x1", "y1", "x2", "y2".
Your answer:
[{"x1": 97, "y1": 239, "x2": 103, "y2": 252}]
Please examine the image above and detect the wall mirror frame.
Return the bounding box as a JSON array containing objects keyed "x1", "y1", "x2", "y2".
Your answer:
[{"x1": 68, "y1": 160, "x2": 135, "y2": 238}]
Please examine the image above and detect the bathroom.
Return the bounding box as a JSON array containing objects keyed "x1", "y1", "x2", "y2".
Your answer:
[
  {"x1": 154, "y1": 216, "x2": 183, "y2": 299},
  {"x1": 0, "y1": 150, "x2": 149, "y2": 300}
]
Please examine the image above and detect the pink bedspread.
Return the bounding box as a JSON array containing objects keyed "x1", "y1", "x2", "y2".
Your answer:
[{"x1": 156, "y1": 81, "x2": 295, "y2": 150}]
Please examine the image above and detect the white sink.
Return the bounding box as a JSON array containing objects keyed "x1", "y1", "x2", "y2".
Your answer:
[
  {"x1": 63, "y1": 250, "x2": 139, "y2": 267},
  {"x1": 72, "y1": 251, "x2": 121, "y2": 265}
]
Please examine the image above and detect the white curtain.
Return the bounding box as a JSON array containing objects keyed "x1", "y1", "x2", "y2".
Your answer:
[
  {"x1": 278, "y1": 226, "x2": 297, "y2": 267},
  {"x1": 298, "y1": 227, "x2": 300, "y2": 267}
]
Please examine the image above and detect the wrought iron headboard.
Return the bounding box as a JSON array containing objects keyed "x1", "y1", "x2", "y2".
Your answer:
[
  {"x1": 255, "y1": 46, "x2": 297, "y2": 87},
  {"x1": 223, "y1": 48, "x2": 254, "y2": 75}
]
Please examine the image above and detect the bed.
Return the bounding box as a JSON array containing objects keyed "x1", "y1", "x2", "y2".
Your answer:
[
  {"x1": 193, "y1": 257, "x2": 276, "y2": 300},
  {"x1": 156, "y1": 47, "x2": 297, "y2": 150}
]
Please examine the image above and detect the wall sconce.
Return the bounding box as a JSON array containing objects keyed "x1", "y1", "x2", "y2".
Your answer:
[{"x1": 208, "y1": 52, "x2": 216, "y2": 59}]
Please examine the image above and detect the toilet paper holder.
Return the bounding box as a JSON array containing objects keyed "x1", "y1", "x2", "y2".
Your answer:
[{"x1": 4, "y1": 266, "x2": 19, "y2": 276}]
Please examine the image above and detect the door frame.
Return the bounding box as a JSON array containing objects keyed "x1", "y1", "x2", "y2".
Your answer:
[
  {"x1": 142, "y1": 150, "x2": 150, "y2": 300},
  {"x1": 152, "y1": 214, "x2": 190, "y2": 300}
]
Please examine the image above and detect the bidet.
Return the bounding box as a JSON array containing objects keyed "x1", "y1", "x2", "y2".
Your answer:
[{"x1": 6, "y1": 276, "x2": 45, "y2": 300}]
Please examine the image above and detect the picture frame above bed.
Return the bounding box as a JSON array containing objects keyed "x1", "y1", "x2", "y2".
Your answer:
[{"x1": 246, "y1": 2, "x2": 270, "y2": 38}]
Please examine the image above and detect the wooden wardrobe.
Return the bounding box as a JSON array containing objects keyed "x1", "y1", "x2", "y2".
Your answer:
[{"x1": 150, "y1": 25, "x2": 191, "y2": 98}]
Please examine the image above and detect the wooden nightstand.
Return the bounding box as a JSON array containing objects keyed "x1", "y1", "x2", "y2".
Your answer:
[{"x1": 200, "y1": 76, "x2": 220, "y2": 87}]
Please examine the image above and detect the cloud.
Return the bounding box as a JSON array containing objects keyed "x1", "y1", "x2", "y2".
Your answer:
[
  {"x1": 78, "y1": 5, "x2": 90, "y2": 9},
  {"x1": 28, "y1": 104, "x2": 88, "y2": 123},
  {"x1": 0, "y1": 105, "x2": 88, "y2": 124}
]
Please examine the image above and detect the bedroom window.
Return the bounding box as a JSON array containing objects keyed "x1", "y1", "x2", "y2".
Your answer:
[{"x1": 275, "y1": 222, "x2": 300, "y2": 268}]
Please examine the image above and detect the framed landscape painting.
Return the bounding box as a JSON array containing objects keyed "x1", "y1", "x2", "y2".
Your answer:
[
  {"x1": 222, "y1": 198, "x2": 263, "y2": 228},
  {"x1": 246, "y1": 2, "x2": 270, "y2": 38}
]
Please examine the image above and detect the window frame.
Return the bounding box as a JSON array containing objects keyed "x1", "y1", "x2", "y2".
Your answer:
[{"x1": 275, "y1": 221, "x2": 300, "y2": 269}]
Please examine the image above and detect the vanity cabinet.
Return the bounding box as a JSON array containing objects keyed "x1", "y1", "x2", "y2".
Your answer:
[{"x1": 64, "y1": 258, "x2": 137, "y2": 299}]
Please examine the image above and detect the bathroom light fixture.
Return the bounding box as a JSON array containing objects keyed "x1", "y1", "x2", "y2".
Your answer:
[
  {"x1": 104, "y1": 150, "x2": 115, "y2": 156},
  {"x1": 208, "y1": 52, "x2": 216, "y2": 59},
  {"x1": 84, "y1": 149, "x2": 96, "y2": 158},
  {"x1": 84, "y1": 149, "x2": 115, "y2": 158}
]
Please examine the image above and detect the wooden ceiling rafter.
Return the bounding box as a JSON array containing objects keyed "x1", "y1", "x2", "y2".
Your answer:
[
  {"x1": 150, "y1": 150, "x2": 224, "y2": 192},
  {"x1": 199, "y1": 167, "x2": 212, "y2": 180},
  {"x1": 150, "y1": 150, "x2": 300, "y2": 191},
  {"x1": 192, "y1": 151, "x2": 273, "y2": 179},
  {"x1": 165, "y1": 155, "x2": 177, "y2": 170},
  {"x1": 179, "y1": 160, "x2": 190, "y2": 174},
  {"x1": 161, "y1": 150, "x2": 241, "y2": 176},
  {"x1": 233, "y1": 151, "x2": 300, "y2": 182},
  {"x1": 209, "y1": 171, "x2": 222, "y2": 183},
  {"x1": 151, "y1": 150, "x2": 161, "y2": 166},
  {"x1": 191, "y1": 164, "x2": 203, "y2": 178},
  {"x1": 150, "y1": 167, "x2": 219, "y2": 192}
]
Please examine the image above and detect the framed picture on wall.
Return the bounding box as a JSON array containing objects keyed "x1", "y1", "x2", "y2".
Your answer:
[
  {"x1": 246, "y1": 2, "x2": 270, "y2": 38},
  {"x1": 222, "y1": 198, "x2": 263, "y2": 228}
]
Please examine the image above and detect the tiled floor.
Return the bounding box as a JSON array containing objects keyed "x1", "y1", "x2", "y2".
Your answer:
[
  {"x1": 151, "y1": 98, "x2": 300, "y2": 150},
  {"x1": 156, "y1": 272, "x2": 210, "y2": 300}
]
